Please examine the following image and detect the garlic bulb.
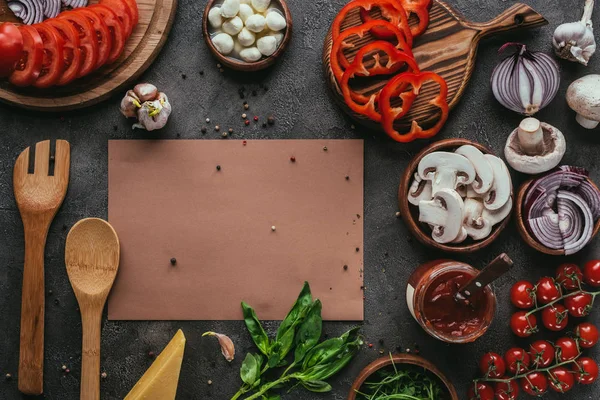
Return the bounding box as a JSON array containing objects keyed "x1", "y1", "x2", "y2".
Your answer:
[
  {"x1": 552, "y1": 0, "x2": 596, "y2": 66},
  {"x1": 120, "y1": 84, "x2": 171, "y2": 131}
]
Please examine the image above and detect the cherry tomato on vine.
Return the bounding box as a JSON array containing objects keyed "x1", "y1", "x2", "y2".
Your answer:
[
  {"x1": 548, "y1": 366, "x2": 575, "y2": 393},
  {"x1": 510, "y1": 311, "x2": 537, "y2": 338},
  {"x1": 505, "y1": 348, "x2": 530, "y2": 374},
  {"x1": 556, "y1": 263, "x2": 583, "y2": 290},
  {"x1": 536, "y1": 277, "x2": 561, "y2": 304},
  {"x1": 479, "y1": 352, "x2": 505, "y2": 378},
  {"x1": 494, "y1": 379, "x2": 519, "y2": 400},
  {"x1": 573, "y1": 357, "x2": 599, "y2": 384},
  {"x1": 520, "y1": 371, "x2": 548, "y2": 396},
  {"x1": 510, "y1": 281, "x2": 535, "y2": 309},
  {"x1": 541, "y1": 304, "x2": 569, "y2": 331},
  {"x1": 564, "y1": 292, "x2": 593, "y2": 317},
  {"x1": 555, "y1": 337, "x2": 579, "y2": 362},
  {"x1": 576, "y1": 322, "x2": 599, "y2": 348},
  {"x1": 583, "y1": 260, "x2": 600, "y2": 287},
  {"x1": 467, "y1": 382, "x2": 494, "y2": 400},
  {"x1": 529, "y1": 340, "x2": 554, "y2": 368}
]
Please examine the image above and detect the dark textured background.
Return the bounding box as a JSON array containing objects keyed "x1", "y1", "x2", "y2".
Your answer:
[{"x1": 1, "y1": 0, "x2": 600, "y2": 398}]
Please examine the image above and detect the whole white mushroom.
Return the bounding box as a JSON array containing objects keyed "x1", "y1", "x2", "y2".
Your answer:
[
  {"x1": 238, "y1": 3, "x2": 253, "y2": 23},
  {"x1": 566, "y1": 74, "x2": 600, "y2": 129},
  {"x1": 245, "y1": 14, "x2": 266, "y2": 33},
  {"x1": 222, "y1": 16, "x2": 243, "y2": 35},
  {"x1": 265, "y1": 10, "x2": 286, "y2": 31},
  {"x1": 251, "y1": 0, "x2": 270, "y2": 12},
  {"x1": 212, "y1": 32, "x2": 234, "y2": 55},
  {"x1": 208, "y1": 7, "x2": 223, "y2": 29},
  {"x1": 220, "y1": 0, "x2": 240, "y2": 18},
  {"x1": 257, "y1": 35, "x2": 277, "y2": 56},
  {"x1": 239, "y1": 47, "x2": 262, "y2": 62},
  {"x1": 238, "y1": 27, "x2": 256, "y2": 46}
]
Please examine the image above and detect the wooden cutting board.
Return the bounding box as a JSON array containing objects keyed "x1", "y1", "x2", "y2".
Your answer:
[
  {"x1": 323, "y1": 1, "x2": 547, "y2": 130},
  {"x1": 0, "y1": 0, "x2": 176, "y2": 112}
]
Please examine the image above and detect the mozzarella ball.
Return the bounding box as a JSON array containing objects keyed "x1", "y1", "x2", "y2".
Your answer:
[
  {"x1": 234, "y1": 40, "x2": 244, "y2": 55},
  {"x1": 238, "y1": 27, "x2": 256, "y2": 46},
  {"x1": 238, "y1": 4, "x2": 253, "y2": 23},
  {"x1": 208, "y1": 7, "x2": 223, "y2": 28},
  {"x1": 220, "y1": 0, "x2": 240, "y2": 18},
  {"x1": 240, "y1": 0, "x2": 251, "y2": 4},
  {"x1": 239, "y1": 47, "x2": 262, "y2": 62},
  {"x1": 271, "y1": 31, "x2": 284, "y2": 46},
  {"x1": 245, "y1": 14, "x2": 266, "y2": 32},
  {"x1": 266, "y1": 10, "x2": 286, "y2": 31},
  {"x1": 212, "y1": 33, "x2": 234, "y2": 55},
  {"x1": 257, "y1": 35, "x2": 277, "y2": 56},
  {"x1": 251, "y1": 0, "x2": 270, "y2": 12},
  {"x1": 222, "y1": 16, "x2": 243, "y2": 35}
]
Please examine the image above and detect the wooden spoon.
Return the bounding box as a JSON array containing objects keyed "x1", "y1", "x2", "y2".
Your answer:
[{"x1": 65, "y1": 218, "x2": 120, "y2": 400}]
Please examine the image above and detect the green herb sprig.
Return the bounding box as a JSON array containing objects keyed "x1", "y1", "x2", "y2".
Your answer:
[{"x1": 231, "y1": 282, "x2": 362, "y2": 400}]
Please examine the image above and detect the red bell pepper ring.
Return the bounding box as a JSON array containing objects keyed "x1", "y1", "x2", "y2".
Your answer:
[
  {"x1": 379, "y1": 71, "x2": 449, "y2": 142},
  {"x1": 332, "y1": 0, "x2": 413, "y2": 47},
  {"x1": 330, "y1": 20, "x2": 413, "y2": 84},
  {"x1": 340, "y1": 42, "x2": 420, "y2": 121},
  {"x1": 359, "y1": 0, "x2": 431, "y2": 39}
]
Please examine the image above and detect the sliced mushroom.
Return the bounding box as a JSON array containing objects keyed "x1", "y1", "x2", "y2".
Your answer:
[
  {"x1": 418, "y1": 188, "x2": 464, "y2": 244},
  {"x1": 483, "y1": 155, "x2": 512, "y2": 211},
  {"x1": 504, "y1": 118, "x2": 566, "y2": 174},
  {"x1": 417, "y1": 152, "x2": 476, "y2": 195},
  {"x1": 462, "y1": 198, "x2": 492, "y2": 240},
  {"x1": 455, "y1": 145, "x2": 494, "y2": 194},
  {"x1": 483, "y1": 196, "x2": 513, "y2": 225},
  {"x1": 452, "y1": 227, "x2": 468, "y2": 243},
  {"x1": 408, "y1": 173, "x2": 433, "y2": 206},
  {"x1": 566, "y1": 74, "x2": 600, "y2": 129}
]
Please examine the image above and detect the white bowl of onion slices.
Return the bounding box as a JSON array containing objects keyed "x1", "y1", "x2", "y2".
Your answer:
[{"x1": 516, "y1": 166, "x2": 600, "y2": 255}]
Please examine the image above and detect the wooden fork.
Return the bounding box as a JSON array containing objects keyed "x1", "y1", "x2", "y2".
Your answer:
[{"x1": 13, "y1": 140, "x2": 70, "y2": 395}]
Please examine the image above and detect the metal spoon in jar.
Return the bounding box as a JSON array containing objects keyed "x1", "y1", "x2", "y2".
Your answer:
[{"x1": 454, "y1": 253, "x2": 514, "y2": 305}]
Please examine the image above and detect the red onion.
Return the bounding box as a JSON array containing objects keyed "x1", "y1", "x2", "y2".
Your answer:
[
  {"x1": 44, "y1": 0, "x2": 61, "y2": 18},
  {"x1": 8, "y1": 0, "x2": 44, "y2": 24},
  {"x1": 524, "y1": 166, "x2": 599, "y2": 254},
  {"x1": 491, "y1": 43, "x2": 560, "y2": 116}
]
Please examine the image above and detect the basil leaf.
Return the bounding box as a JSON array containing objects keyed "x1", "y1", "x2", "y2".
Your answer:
[
  {"x1": 302, "y1": 327, "x2": 360, "y2": 370},
  {"x1": 260, "y1": 395, "x2": 281, "y2": 400},
  {"x1": 240, "y1": 353, "x2": 262, "y2": 386},
  {"x1": 275, "y1": 326, "x2": 296, "y2": 362},
  {"x1": 275, "y1": 282, "x2": 312, "y2": 343},
  {"x1": 301, "y1": 380, "x2": 332, "y2": 393},
  {"x1": 301, "y1": 338, "x2": 361, "y2": 381},
  {"x1": 242, "y1": 302, "x2": 270, "y2": 356},
  {"x1": 293, "y1": 300, "x2": 322, "y2": 365}
]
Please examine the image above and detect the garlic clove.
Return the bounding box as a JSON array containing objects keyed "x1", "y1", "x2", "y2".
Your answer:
[
  {"x1": 208, "y1": 6, "x2": 223, "y2": 29},
  {"x1": 220, "y1": 0, "x2": 240, "y2": 18},
  {"x1": 239, "y1": 47, "x2": 262, "y2": 62},
  {"x1": 212, "y1": 32, "x2": 235, "y2": 55},
  {"x1": 265, "y1": 10, "x2": 286, "y2": 31},
  {"x1": 238, "y1": 3, "x2": 253, "y2": 23},
  {"x1": 202, "y1": 332, "x2": 235, "y2": 362},
  {"x1": 222, "y1": 16, "x2": 243, "y2": 35},
  {"x1": 134, "y1": 83, "x2": 158, "y2": 102},
  {"x1": 120, "y1": 91, "x2": 141, "y2": 118},
  {"x1": 256, "y1": 35, "x2": 277, "y2": 56},
  {"x1": 238, "y1": 27, "x2": 256, "y2": 46},
  {"x1": 245, "y1": 14, "x2": 266, "y2": 33}
]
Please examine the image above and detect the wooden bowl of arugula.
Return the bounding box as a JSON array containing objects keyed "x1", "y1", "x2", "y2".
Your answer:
[{"x1": 348, "y1": 354, "x2": 458, "y2": 400}]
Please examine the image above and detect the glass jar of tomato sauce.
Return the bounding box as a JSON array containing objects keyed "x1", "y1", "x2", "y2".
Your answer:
[{"x1": 406, "y1": 259, "x2": 496, "y2": 344}]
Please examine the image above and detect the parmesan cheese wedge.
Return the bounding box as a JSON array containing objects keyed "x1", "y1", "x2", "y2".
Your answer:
[{"x1": 124, "y1": 330, "x2": 186, "y2": 400}]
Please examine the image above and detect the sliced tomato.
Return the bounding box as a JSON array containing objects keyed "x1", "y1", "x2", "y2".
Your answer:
[
  {"x1": 45, "y1": 18, "x2": 82, "y2": 86},
  {"x1": 58, "y1": 11, "x2": 99, "y2": 77},
  {"x1": 121, "y1": 0, "x2": 139, "y2": 28},
  {"x1": 75, "y1": 8, "x2": 112, "y2": 69},
  {"x1": 88, "y1": 5, "x2": 125, "y2": 64},
  {"x1": 31, "y1": 23, "x2": 65, "y2": 88},
  {"x1": 0, "y1": 23, "x2": 24, "y2": 77},
  {"x1": 99, "y1": 0, "x2": 134, "y2": 37},
  {"x1": 9, "y1": 25, "x2": 44, "y2": 87}
]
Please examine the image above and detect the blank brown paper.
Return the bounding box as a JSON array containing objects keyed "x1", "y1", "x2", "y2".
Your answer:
[{"x1": 108, "y1": 140, "x2": 364, "y2": 320}]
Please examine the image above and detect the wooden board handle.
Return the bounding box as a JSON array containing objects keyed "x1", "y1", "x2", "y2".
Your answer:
[
  {"x1": 469, "y1": 3, "x2": 548, "y2": 39},
  {"x1": 80, "y1": 309, "x2": 102, "y2": 400},
  {"x1": 18, "y1": 227, "x2": 48, "y2": 395}
]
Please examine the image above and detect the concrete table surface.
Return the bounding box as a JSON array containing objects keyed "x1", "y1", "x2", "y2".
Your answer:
[{"x1": 1, "y1": 0, "x2": 599, "y2": 398}]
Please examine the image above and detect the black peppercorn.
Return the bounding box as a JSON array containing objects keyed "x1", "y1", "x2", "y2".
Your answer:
[
  {"x1": 200, "y1": 70, "x2": 204, "y2": 75},
  {"x1": 201, "y1": 127, "x2": 207, "y2": 134},
  {"x1": 216, "y1": 165, "x2": 221, "y2": 171},
  {"x1": 267, "y1": 116, "x2": 275, "y2": 125},
  {"x1": 343, "y1": 265, "x2": 348, "y2": 271},
  {"x1": 170, "y1": 258, "x2": 177, "y2": 265},
  {"x1": 181, "y1": 74, "x2": 187, "y2": 79}
]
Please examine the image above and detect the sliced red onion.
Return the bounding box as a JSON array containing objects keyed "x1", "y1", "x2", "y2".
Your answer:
[
  {"x1": 491, "y1": 43, "x2": 560, "y2": 115},
  {"x1": 8, "y1": 0, "x2": 44, "y2": 24},
  {"x1": 43, "y1": 0, "x2": 60, "y2": 18},
  {"x1": 528, "y1": 213, "x2": 564, "y2": 250},
  {"x1": 557, "y1": 191, "x2": 594, "y2": 255},
  {"x1": 576, "y1": 180, "x2": 600, "y2": 218}
]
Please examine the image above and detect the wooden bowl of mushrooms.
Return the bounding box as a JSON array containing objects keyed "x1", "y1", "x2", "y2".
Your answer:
[
  {"x1": 398, "y1": 139, "x2": 514, "y2": 253},
  {"x1": 202, "y1": 0, "x2": 292, "y2": 71}
]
